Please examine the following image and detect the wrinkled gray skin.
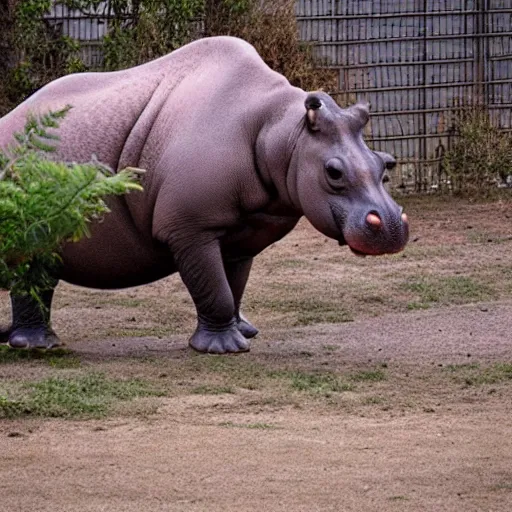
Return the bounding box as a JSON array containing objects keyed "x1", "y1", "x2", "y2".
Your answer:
[{"x1": 0, "y1": 37, "x2": 409, "y2": 353}]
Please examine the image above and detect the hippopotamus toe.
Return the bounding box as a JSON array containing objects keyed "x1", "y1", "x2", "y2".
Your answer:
[{"x1": 236, "y1": 314, "x2": 259, "y2": 339}]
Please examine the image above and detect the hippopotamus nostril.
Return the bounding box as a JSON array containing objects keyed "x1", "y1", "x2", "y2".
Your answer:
[{"x1": 366, "y1": 211, "x2": 382, "y2": 229}]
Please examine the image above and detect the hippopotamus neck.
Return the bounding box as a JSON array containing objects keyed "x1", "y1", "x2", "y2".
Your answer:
[{"x1": 255, "y1": 88, "x2": 307, "y2": 216}]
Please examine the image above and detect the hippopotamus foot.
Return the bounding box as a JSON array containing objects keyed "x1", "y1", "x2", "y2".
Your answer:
[
  {"x1": 189, "y1": 319, "x2": 250, "y2": 354},
  {"x1": 7, "y1": 288, "x2": 63, "y2": 350},
  {"x1": 8, "y1": 327, "x2": 63, "y2": 349},
  {"x1": 236, "y1": 313, "x2": 259, "y2": 339}
]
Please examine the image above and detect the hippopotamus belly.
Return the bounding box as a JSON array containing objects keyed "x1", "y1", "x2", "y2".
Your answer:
[{"x1": 61, "y1": 198, "x2": 176, "y2": 289}]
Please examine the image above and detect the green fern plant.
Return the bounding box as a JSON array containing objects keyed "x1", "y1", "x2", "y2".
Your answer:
[{"x1": 0, "y1": 106, "x2": 144, "y2": 299}]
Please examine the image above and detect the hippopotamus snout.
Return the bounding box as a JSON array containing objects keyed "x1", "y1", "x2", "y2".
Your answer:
[{"x1": 337, "y1": 199, "x2": 409, "y2": 256}]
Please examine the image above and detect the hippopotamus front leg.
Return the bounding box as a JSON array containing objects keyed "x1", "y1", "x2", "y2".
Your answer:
[
  {"x1": 6, "y1": 288, "x2": 63, "y2": 349},
  {"x1": 225, "y1": 258, "x2": 259, "y2": 339},
  {"x1": 173, "y1": 238, "x2": 250, "y2": 354}
]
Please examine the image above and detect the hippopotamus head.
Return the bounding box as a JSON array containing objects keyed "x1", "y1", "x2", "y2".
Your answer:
[{"x1": 290, "y1": 92, "x2": 409, "y2": 256}]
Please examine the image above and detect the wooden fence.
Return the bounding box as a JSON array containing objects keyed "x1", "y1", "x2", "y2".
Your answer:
[{"x1": 45, "y1": 1, "x2": 512, "y2": 192}]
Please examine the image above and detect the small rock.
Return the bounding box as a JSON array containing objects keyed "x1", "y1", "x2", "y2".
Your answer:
[
  {"x1": 7, "y1": 432, "x2": 24, "y2": 438},
  {"x1": 480, "y1": 307, "x2": 488, "y2": 312}
]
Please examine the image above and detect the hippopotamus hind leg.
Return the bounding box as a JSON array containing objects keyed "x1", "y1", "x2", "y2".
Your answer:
[
  {"x1": 225, "y1": 258, "x2": 259, "y2": 339},
  {"x1": 7, "y1": 288, "x2": 63, "y2": 349}
]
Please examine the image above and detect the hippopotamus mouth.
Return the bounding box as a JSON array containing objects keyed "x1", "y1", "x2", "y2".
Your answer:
[
  {"x1": 330, "y1": 203, "x2": 408, "y2": 257},
  {"x1": 337, "y1": 234, "x2": 367, "y2": 257}
]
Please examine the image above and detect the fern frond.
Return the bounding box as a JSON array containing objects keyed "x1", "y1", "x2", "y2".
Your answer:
[{"x1": 0, "y1": 107, "x2": 144, "y2": 296}]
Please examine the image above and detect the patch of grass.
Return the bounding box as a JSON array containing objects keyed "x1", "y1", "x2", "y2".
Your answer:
[
  {"x1": 285, "y1": 371, "x2": 353, "y2": 393},
  {"x1": 250, "y1": 294, "x2": 353, "y2": 326},
  {"x1": 404, "y1": 276, "x2": 493, "y2": 307},
  {"x1": 466, "y1": 231, "x2": 496, "y2": 244},
  {"x1": 490, "y1": 482, "x2": 512, "y2": 491},
  {"x1": 273, "y1": 259, "x2": 309, "y2": 269},
  {"x1": 407, "y1": 302, "x2": 431, "y2": 311},
  {"x1": 0, "y1": 373, "x2": 163, "y2": 419},
  {"x1": 0, "y1": 345, "x2": 39, "y2": 363},
  {"x1": 219, "y1": 421, "x2": 277, "y2": 430},
  {"x1": 444, "y1": 362, "x2": 512, "y2": 386},
  {"x1": 362, "y1": 395, "x2": 386, "y2": 405},
  {"x1": 47, "y1": 355, "x2": 81, "y2": 369},
  {"x1": 295, "y1": 308, "x2": 353, "y2": 326},
  {"x1": 350, "y1": 369, "x2": 387, "y2": 382},
  {"x1": 191, "y1": 385, "x2": 235, "y2": 395},
  {"x1": 473, "y1": 363, "x2": 512, "y2": 385},
  {"x1": 97, "y1": 297, "x2": 146, "y2": 308},
  {"x1": 0, "y1": 345, "x2": 78, "y2": 366},
  {"x1": 0, "y1": 395, "x2": 26, "y2": 417}
]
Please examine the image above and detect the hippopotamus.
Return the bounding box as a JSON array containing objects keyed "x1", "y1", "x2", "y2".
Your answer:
[{"x1": 0, "y1": 36, "x2": 409, "y2": 354}]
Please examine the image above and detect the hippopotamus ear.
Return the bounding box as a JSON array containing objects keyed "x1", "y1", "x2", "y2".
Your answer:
[
  {"x1": 347, "y1": 102, "x2": 370, "y2": 129},
  {"x1": 305, "y1": 93, "x2": 324, "y2": 132},
  {"x1": 374, "y1": 150, "x2": 397, "y2": 170}
]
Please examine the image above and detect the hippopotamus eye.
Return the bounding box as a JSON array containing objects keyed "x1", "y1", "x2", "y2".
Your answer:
[
  {"x1": 382, "y1": 174, "x2": 390, "y2": 184},
  {"x1": 324, "y1": 158, "x2": 344, "y2": 187}
]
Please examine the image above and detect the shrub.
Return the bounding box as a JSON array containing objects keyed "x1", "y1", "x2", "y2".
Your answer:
[
  {"x1": 204, "y1": 0, "x2": 337, "y2": 92},
  {"x1": 6, "y1": 0, "x2": 85, "y2": 105},
  {"x1": 443, "y1": 106, "x2": 512, "y2": 197},
  {"x1": 100, "y1": 0, "x2": 204, "y2": 70}
]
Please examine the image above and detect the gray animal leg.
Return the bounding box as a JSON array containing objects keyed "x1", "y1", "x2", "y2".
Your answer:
[
  {"x1": 176, "y1": 240, "x2": 250, "y2": 354},
  {"x1": 8, "y1": 288, "x2": 63, "y2": 349},
  {"x1": 225, "y1": 258, "x2": 258, "y2": 339}
]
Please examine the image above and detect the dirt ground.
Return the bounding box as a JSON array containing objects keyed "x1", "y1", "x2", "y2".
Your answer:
[{"x1": 1, "y1": 196, "x2": 512, "y2": 512}]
